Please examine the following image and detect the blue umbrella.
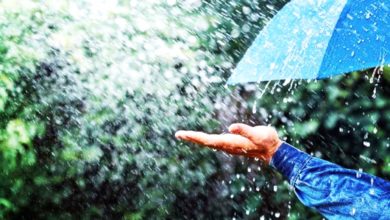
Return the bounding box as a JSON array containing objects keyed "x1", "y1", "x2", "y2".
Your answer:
[{"x1": 227, "y1": 0, "x2": 390, "y2": 84}]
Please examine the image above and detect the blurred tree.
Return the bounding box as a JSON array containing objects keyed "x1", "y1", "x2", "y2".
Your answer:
[{"x1": 1, "y1": 0, "x2": 230, "y2": 219}]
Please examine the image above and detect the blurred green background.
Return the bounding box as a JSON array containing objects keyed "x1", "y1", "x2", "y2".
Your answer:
[{"x1": 0, "y1": 0, "x2": 389, "y2": 219}]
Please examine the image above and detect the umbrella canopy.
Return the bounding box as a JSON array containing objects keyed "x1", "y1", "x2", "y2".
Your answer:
[{"x1": 228, "y1": 0, "x2": 390, "y2": 84}]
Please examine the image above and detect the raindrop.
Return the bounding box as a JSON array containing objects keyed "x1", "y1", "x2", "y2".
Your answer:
[
  {"x1": 242, "y1": 6, "x2": 251, "y2": 15},
  {"x1": 359, "y1": 155, "x2": 377, "y2": 164},
  {"x1": 252, "y1": 100, "x2": 257, "y2": 114},
  {"x1": 365, "y1": 11, "x2": 372, "y2": 19},
  {"x1": 266, "y1": 4, "x2": 275, "y2": 11},
  {"x1": 372, "y1": 86, "x2": 377, "y2": 99},
  {"x1": 250, "y1": 13, "x2": 260, "y2": 22},
  {"x1": 242, "y1": 24, "x2": 250, "y2": 32},
  {"x1": 363, "y1": 141, "x2": 371, "y2": 147},
  {"x1": 282, "y1": 78, "x2": 292, "y2": 86},
  {"x1": 350, "y1": 208, "x2": 356, "y2": 216},
  {"x1": 231, "y1": 28, "x2": 241, "y2": 38}
]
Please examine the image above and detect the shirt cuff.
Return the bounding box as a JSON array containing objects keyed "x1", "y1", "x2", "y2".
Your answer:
[{"x1": 270, "y1": 142, "x2": 312, "y2": 185}]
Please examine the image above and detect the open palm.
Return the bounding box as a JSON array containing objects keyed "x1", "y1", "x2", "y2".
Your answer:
[{"x1": 175, "y1": 123, "x2": 282, "y2": 163}]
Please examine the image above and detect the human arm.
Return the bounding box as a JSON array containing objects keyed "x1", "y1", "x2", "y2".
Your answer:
[
  {"x1": 271, "y1": 142, "x2": 390, "y2": 219},
  {"x1": 175, "y1": 123, "x2": 390, "y2": 219}
]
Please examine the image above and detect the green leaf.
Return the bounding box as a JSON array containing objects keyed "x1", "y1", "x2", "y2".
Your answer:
[{"x1": 0, "y1": 198, "x2": 13, "y2": 209}]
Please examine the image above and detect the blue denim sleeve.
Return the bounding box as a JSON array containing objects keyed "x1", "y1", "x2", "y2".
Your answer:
[{"x1": 270, "y1": 142, "x2": 390, "y2": 220}]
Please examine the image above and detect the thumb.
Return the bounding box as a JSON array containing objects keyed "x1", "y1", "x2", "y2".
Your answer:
[{"x1": 228, "y1": 123, "x2": 257, "y2": 141}]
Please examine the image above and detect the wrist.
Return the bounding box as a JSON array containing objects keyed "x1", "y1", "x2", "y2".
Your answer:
[{"x1": 266, "y1": 139, "x2": 283, "y2": 164}]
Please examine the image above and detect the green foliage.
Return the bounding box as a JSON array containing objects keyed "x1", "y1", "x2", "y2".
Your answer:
[{"x1": 1, "y1": 0, "x2": 228, "y2": 219}]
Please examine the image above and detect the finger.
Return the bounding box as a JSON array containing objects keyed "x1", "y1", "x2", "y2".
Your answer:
[
  {"x1": 175, "y1": 130, "x2": 257, "y2": 152},
  {"x1": 175, "y1": 130, "x2": 214, "y2": 145},
  {"x1": 228, "y1": 123, "x2": 258, "y2": 141}
]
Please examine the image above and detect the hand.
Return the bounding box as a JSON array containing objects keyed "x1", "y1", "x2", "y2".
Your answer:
[{"x1": 175, "y1": 123, "x2": 282, "y2": 164}]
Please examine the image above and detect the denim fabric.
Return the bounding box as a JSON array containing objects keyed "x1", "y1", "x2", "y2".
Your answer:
[{"x1": 270, "y1": 142, "x2": 390, "y2": 219}]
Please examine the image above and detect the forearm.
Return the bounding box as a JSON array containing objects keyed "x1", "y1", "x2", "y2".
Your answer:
[{"x1": 270, "y1": 142, "x2": 390, "y2": 219}]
